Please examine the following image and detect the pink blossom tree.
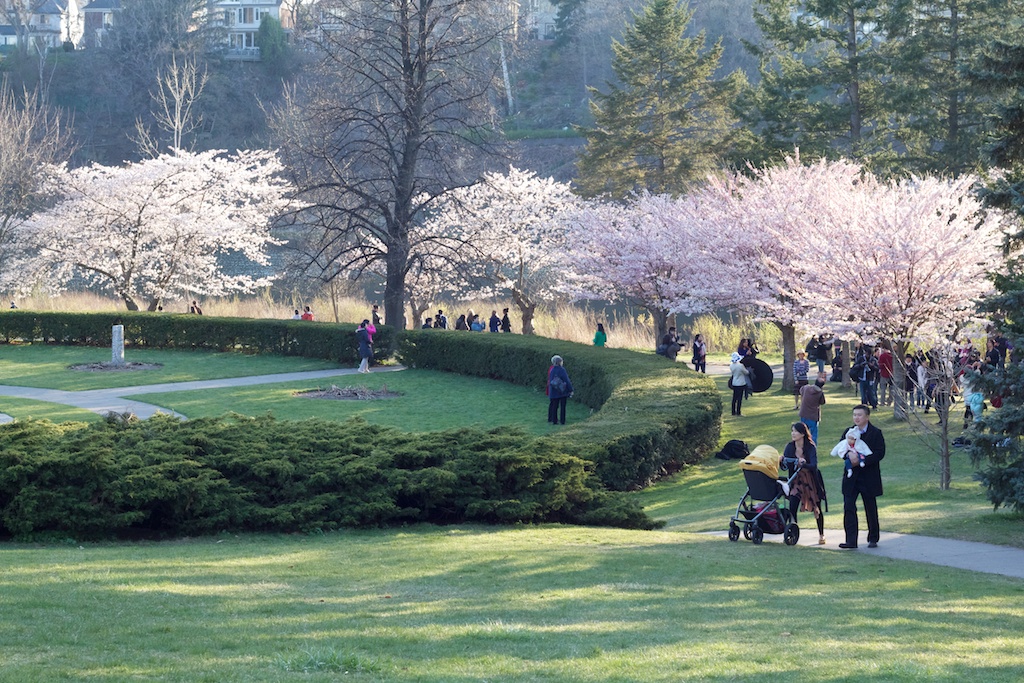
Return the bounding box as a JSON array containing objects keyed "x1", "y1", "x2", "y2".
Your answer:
[
  {"x1": 693, "y1": 157, "x2": 868, "y2": 391},
  {"x1": 15, "y1": 150, "x2": 292, "y2": 311},
  {"x1": 759, "y1": 163, "x2": 1006, "y2": 420},
  {"x1": 568, "y1": 193, "x2": 715, "y2": 344}
]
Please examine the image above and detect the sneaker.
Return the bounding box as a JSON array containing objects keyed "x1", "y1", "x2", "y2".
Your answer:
[
  {"x1": 838, "y1": 543, "x2": 858, "y2": 549},
  {"x1": 867, "y1": 541, "x2": 878, "y2": 548},
  {"x1": 818, "y1": 536, "x2": 826, "y2": 545}
]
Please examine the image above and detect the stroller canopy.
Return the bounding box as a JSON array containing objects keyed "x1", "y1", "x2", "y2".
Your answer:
[{"x1": 740, "y1": 444, "x2": 780, "y2": 480}]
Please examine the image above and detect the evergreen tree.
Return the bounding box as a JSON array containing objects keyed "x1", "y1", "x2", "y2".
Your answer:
[
  {"x1": 575, "y1": 0, "x2": 745, "y2": 198},
  {"x1": 739, "y1": 0, "x2": 894, "y2": 168}
]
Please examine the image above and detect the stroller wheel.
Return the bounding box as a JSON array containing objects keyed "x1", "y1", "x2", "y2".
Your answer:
[
  {"x1": 743, "y1": 524, "x2": 753, "y2": 540},
  {"x1": 784, "y1": 523, "x2": 800, "y2": 546},
  {"x1": 728, "y1": 523, "x2": 740, "y2": 542},
  {"x1": 751, "y1": 527, "x2": 764, "y2": 544}
]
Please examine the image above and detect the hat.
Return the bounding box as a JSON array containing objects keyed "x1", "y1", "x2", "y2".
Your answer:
[
  {"x1": 730, "y1": 352, "x2": 741, "y2": 363},
  {"x1": 846, "y1": 428, "x2": 861, "y2": 440}
]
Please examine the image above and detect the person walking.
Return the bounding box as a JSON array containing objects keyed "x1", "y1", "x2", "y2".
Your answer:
[
  {"x1": 692, "y1": 334, "x2": 707, "y2": 373},
  {"x1": 729, "y1": 352, "x2": 750, "y2": 416},
  {"x1": 371, "y1": 304, "x2": 382, "y2": 326},
  {"x1": 793, "y1": 350, "x2": 810, "y2": 409},
  {"x1": 500, "y1": 308, "x2": 512, "y2": 333},
  {"x1": 489, "y1": 310, "x2": 500, "y2": 333},
  {"x1": 356, "y1": 320, "x2": 373, "y2": 374},
  {"x1": 546, "y1": 355, "x2": 574, "y2": 425},
  {"x1": 798, "y1": 372, "x2": 827, "y2": 444},
  {"x1": 781, "y1": 422, "x2": 828, "y2": 545},
  {"x1": 878, "y1": 346, "x2": 894, "y2": 406},
  {"x1": 593, "y1": 323, "x2": 607, "y2": 347},
  {"x1": 839, "y1": 404, "x2": 886, "y2": 549}
]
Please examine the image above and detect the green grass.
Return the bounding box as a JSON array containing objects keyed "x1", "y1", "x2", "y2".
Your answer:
[
  {"x1": 635, "y1": 375, "x2": 1024, "y2": 548},
  {"x1": 0, "y1": 397, "x2": 102, "y2": 423},
  {"x1": 0, "y1": 344, "x2": 343, "y2": 391},
  {"x1": 2, "y1": 527, "x2": 1023, "y2": 682},
  {"x1": 126, "y1": 369, "x2": 590, "y2": 435}
]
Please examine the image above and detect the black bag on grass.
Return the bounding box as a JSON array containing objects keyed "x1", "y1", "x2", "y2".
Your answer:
[{"x1": 716, "y1": 439, "x2": 750, "y2": 460}]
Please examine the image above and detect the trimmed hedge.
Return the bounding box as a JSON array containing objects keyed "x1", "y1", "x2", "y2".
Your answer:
[
  {"x1": 0, "y1": 414, "x2": 658, "y2": 539},
  {"x1": 397, "y1": 330, "x2": 722, "y2": 490},
  {"x1": 0, "y1": 310, "x2": 394, "y2": 363}
]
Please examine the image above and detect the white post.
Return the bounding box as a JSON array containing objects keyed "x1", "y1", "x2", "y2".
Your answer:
[{"x1": 111, "y1": 324, "x2": 125, "y2": 366}]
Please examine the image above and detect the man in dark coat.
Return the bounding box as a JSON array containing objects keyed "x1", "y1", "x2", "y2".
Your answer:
[{"x1": 839, "y1": 404, "x2": 886, "y2": 549}]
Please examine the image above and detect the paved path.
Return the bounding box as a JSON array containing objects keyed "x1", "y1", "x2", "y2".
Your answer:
[
  {"x1": 705, "y1": 529, "x2": 1024, "y2": 579},
  {"x1": 0, "y1": 366, "x2": 405, "y2": 420}
]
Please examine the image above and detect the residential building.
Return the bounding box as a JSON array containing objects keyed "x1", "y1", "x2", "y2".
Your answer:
[
  {"x1": 1, "y1": 0, "x2": 82, "y2": 49},
  {"x1": 79, "y1": 0, "x2": 116, "y2": 48},
  {"x1": 207, "y1": 0, "x2": 284, "y2": 60}
]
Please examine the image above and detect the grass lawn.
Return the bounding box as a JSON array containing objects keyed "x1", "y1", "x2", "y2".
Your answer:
[
  {"x1": 0, "y1": 397, "x2": 102, "y2": 423},
  {"x1": 3, "y1": 351, "x2": 1024, "y2": 681},
  {"x1": 635, "y1": 375, "x2": 1024, "y2": 548},
  {"x1": 126, "y1": 369, "x2": 590, "y2": 435},
  {"x1": 0, "y1": 344, "x2": 344, "y2": 391},
  {"x1": 2, "y1": 527, "x2": 1023, "y2": 682}
]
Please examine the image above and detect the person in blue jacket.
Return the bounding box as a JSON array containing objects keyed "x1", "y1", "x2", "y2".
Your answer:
[{"x1": 546, "y1": 355, "x2": 574, "y2": 425}]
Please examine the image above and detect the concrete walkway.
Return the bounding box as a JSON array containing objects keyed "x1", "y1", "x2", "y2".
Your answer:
[
  {"x1": 705, "y1": 528, "x2": 1024, "y2": 580},
  {"x1": 0, "y1": 365, "x2": 406, "y2": 420}
]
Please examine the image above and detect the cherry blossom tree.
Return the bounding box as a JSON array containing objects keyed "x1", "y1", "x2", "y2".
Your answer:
[
  {"x1": 16, "y1": 150, "x2": 292, "y2": 311},
  {"x1": 568, "y1": 192, "x2": 715, "y2": 343},
  {"x1": 693, "y1": 157, "x2": 868, "y2": 391},
  {"x1": 426, "y1": 167, "x2": 579, "y2": 335},
  {"x1": 761, "y1": 163, "x2": 1007, "y2": 420}
]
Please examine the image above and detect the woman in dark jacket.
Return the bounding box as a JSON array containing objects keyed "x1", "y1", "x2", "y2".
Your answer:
[
  {"x1": 782, "y1": 422, "x2": 827, "y2": 545},
  {"x1": 356, "y1": 320, "x2": 373, "y2": 373},
  {"x1": 546, "y1": 355, "x2": 574, "y2": 425}
]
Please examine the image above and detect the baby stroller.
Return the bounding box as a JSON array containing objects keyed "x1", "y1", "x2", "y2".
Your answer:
[{"x1": 728, "y1": 445, "x2": 800, "y2": 545}]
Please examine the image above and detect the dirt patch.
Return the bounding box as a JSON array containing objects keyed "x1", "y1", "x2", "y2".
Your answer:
[
  {"x1": 69, "y1": 362, "x2": 163, "y2": 372},
  {"x1": 296, "y1": 384, "x2": 402, "y2": 400}
]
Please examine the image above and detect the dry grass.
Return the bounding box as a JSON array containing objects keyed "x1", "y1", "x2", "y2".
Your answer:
[{"x1": 8, "y1": 292, "x2": 783, "y2": 353}]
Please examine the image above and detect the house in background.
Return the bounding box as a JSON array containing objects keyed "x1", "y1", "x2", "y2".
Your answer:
[
  {"x1": 79, "y1": 0, "x2": 116, "y2": 48},
  {"x1": 207, "y1": 0, "x2": 285, "y2": 60},
  {"x1": 0, "y1": 0, "x2": 82, "y2": 50}
]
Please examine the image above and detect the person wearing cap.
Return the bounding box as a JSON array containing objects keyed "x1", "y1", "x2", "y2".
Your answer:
[{"x1": 729, "y1": 351, "x2": 750, "y2": 416}]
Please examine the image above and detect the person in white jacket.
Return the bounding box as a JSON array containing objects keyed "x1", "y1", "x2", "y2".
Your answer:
[{"x1": 831, "y1": 428, "x2": 873, "y2": 479}]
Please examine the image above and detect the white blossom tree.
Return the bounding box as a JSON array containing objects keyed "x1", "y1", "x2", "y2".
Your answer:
[
  {"x1": 427, "y1": 167, "x2": 579, "y2": 334},
  {"x1": 568, "y1": 192, "x2": 715, "y2": 342},
  {"x1": 16, "y1": 150, "x2": 292, "y2": 311}
]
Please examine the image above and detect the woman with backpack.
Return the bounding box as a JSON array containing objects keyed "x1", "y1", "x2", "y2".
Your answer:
[{"x1": 546, "y1": 355, "x2": 574, "y2": 425}]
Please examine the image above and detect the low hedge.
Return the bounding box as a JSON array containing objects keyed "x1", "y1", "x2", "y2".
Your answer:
[
  {"x1": 0, "y1": 414, "x2": 658, "y2": 539},
  {"x1": 0, "y1": 310, "x2": 394, "y2": 363},
  {"x1": 397, "y1": 330, "x2": 722, "y2": 490}
]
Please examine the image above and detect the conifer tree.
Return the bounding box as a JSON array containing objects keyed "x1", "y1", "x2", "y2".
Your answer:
[{"x1": 575, "y1": 0, "x2": 745, "y2": 198}]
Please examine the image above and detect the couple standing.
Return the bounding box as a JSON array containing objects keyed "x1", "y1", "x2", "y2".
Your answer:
[{"x1": 788, "y1": 377, "x2": 886, "y2": 548}]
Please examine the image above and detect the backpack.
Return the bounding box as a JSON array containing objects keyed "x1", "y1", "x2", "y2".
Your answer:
[
  {"x1": 716, "y1": 439, "x2": 750, "y2": 460},
  {"x1": 549, "y1": 374, "x2": 567, "y2": 395}
]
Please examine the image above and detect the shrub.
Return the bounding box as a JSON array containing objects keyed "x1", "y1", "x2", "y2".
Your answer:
[{"x1": 0, "y1": 415, "x2": 659, "y2": 539}]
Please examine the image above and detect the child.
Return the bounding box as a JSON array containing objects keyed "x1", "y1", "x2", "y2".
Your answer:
[{"x1": 830, "y1": 428, "x2": 872, "y2": 478}]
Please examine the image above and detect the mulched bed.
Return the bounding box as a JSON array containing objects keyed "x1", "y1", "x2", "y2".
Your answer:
[
  {"x1": 68, "y1": 362, "x2": 163, "y2": 372},
  {"x1": 296, "y1": 384, "x2": 402, "y2": 400}
]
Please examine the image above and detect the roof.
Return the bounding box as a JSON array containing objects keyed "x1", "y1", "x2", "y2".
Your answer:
[
  {"x1": 0, "y1": 26, "x2": 17, "y2": 36},
  {"x1": 82, "y1": 0, "x2": 121, "y2": 10}
]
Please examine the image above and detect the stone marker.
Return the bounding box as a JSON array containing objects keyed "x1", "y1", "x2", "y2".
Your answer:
[{"x1": 112, "y1": 324, "x2": 125, "y2": 366}]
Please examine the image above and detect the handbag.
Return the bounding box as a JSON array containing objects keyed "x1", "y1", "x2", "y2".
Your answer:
[{"x1": 728, "y1": 377, "x2": 734, "y2": 389}]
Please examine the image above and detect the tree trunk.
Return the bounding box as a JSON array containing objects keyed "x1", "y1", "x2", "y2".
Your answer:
[
  {"x1": 123, "y1": 296, "x2": 140, "y2": 311},
  {"x1": 408, "y1": 294, "x2": 430, "y2": 331},
  {"x1": 146, "y1": 299, "x2": 161, "y2": 312},
  {"x1": 511, "y1": 288, "x2": 536, "y2": 335},
  {"x1": 840, "y1": 339, "x2": 852, "y2": 389},
  {"x1": 777, "y1": 322, "x2": 796, "y2": 393},
  {"x1": 891, "y1": 340, "x2": 910, "y2": 421},
  {"x1": 652, "y1": 308, "x2": 670, "y2": 347},
  {"x1": 383, "y1": 241, "x2": 408, "y2": 335}
]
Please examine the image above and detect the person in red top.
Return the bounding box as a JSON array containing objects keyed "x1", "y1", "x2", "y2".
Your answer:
[
  {"x1": 300, "y1": 306, "x2": 314, "y2": 321},
  {"x1": 877, "y1": 347, "x2": 894, "y2": 407}
]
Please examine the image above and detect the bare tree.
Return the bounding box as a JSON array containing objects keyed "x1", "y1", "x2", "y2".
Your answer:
[
  {"x1": 272, "y1": 0, "x2": 508, "y2": 331},
  {"x1": 133, "y1": 55, "x2": 209, "y2": 156},
  {"x1": 0, "y1": 82, "x2": 73, "y2": 288}
]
